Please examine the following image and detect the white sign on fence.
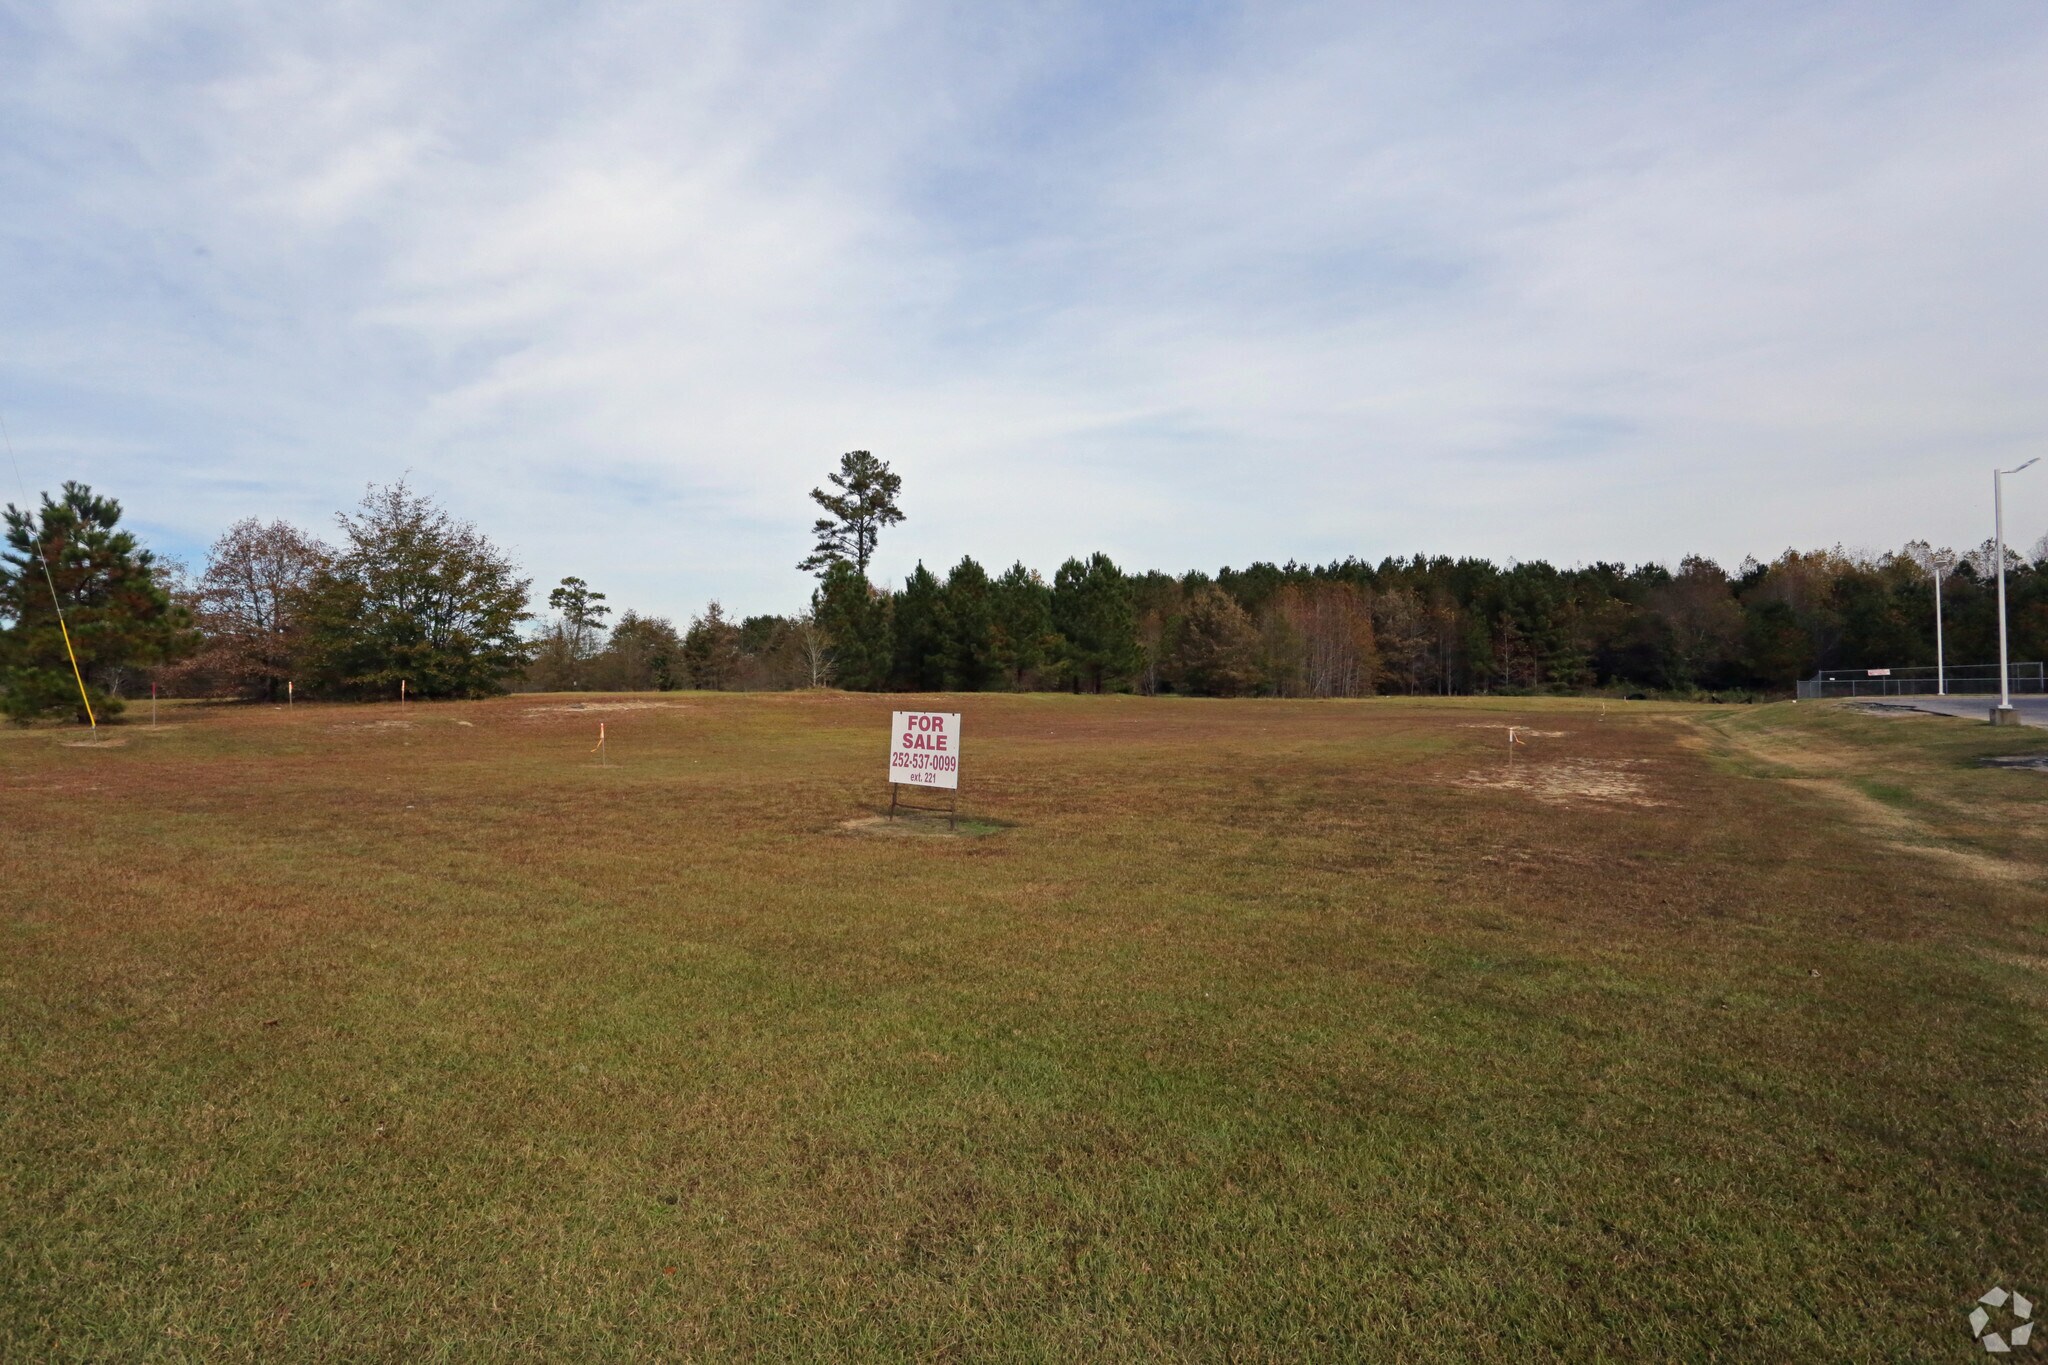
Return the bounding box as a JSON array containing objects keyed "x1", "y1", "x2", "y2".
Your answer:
[{"x1": 889, "y1": 711, "x2": 961, "y2": 790}]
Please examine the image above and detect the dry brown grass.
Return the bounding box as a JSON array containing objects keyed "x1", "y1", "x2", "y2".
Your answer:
[{"x1": 1, "y1": 691, "x2": 2043, "y2": 1360}]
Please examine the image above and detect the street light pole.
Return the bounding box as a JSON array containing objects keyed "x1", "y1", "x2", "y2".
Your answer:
[
  {"x1": 1934, "y1": 560, "x2": 1946, "y2": 697},
  {"x1": 1913, "y1": 543, "x2": 1957, "y2": 697},
  {"x1": 1993, "y1": 457, "x2": 2039, "y2": 723}
]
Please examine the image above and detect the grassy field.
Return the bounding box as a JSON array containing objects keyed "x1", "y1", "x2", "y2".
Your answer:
[{"x1": 2, "y1": 691, "x2": 2044, "y2": 1360}]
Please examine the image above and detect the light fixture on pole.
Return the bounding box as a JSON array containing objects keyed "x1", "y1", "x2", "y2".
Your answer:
[{"x1": 1992, "y1": 457, "x2": 2039, "y2": 724}]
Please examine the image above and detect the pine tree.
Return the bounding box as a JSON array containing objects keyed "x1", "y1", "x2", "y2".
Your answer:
[
  {"x1": 1, "y1": 483, "x2": 196, "y2": 722},
  {"x1": 798, "y1": 451, "x2": 904, "y2": 577},
  {"x1": 942, "y1": 556, "x2": 995, "y2": 690},
  {"x1": 682, "y1": 602, "x2": 743, "y2": 689},
  {"x1": 1165, "y1": 586, "x2": 1261, "y2": 696},
  {"x1": 1051, "y1": 552, "x2": 1141, "y2": 693},
  {"x1": 990, "y1": 562, "x2": 1055, "y2": 689},
  {"x1": 813, "y1": 561, "x2": 892, "y2": 690},
  {"x1": 547, "y1": 577, "x2": 612, "y2": 661},
  {"x1": 890, "y1": 563, "x2": 949, "y2": 690}
]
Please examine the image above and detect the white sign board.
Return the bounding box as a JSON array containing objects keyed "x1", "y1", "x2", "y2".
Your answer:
[{"x1": 889, "y1": 710, "x2": 960, "y2": 789}]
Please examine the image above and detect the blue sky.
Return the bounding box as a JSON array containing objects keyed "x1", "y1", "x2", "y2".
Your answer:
[{"x1": 3, "y1": 1, "x2": 2046, "y2": 622}]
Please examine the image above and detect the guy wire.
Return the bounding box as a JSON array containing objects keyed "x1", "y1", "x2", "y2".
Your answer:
[{"x1": 1, "y1": 409, "x2": 98, "y2": 733}]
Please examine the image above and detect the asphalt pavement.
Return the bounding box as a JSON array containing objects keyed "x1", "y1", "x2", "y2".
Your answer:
[{"x1": 1843, "y1": 695, "x2": 2048, "y2": 728}]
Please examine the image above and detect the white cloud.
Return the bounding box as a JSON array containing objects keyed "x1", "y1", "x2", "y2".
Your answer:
[{"x1": 2, "y1": 0, "x2": 2045, "y2": 620}]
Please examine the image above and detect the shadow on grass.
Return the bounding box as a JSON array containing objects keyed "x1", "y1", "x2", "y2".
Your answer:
[{"x1": 836, "y1": 812, "x2": 1015, "y2": 839}]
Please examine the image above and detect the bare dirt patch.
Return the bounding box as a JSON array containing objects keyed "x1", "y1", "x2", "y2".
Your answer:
[
  {"x1": 522, "y1": 701, "x2": 691, "y2": 718},
  {"x1": 1457, "y1": 758, "x2": 1664, "y2": 807},
  {"x1": 329, "y1": 719, "x2": 415, "y2": 732}
]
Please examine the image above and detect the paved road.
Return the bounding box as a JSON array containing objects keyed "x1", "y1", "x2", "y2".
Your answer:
[{"x1": 1846, "y1": 695, "x2": 2048, "y2": 728}]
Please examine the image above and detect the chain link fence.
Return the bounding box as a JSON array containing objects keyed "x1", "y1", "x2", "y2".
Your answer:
[{"x1": 1797, "y1": 663, "x2": 2046, "y2": 699}]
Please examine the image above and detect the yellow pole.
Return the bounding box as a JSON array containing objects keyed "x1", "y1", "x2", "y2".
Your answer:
[
  {"x1": 54, "y1": 610, "x2": 96, "y2": 732},
  {"x1": 4, "y1": 413, "x2": 95, "y2": 735}
]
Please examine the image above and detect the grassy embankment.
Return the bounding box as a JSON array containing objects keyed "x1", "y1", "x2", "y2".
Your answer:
[{"x1": 2, "y1": 692, "x2": 2043, "y2": 1360}]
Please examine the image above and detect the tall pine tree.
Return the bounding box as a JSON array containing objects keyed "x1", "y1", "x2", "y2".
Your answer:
[
  {"x1": 942, "y1": 556, "x2": 995, "y2": 691},
  {"x1": 813, "y1": 561, "x2": 892, "y2": 690},
  {"x1": 1051, "y1": 552, "x2": 1141, "y2": 693},
  {"x1": 989, "y1": 562, "x2": 1055, "y2": 689},
  {"x1": 890, "y1": 563, "x2": 949, "y2": 691},
  {"x1": 1, "y1": 483, "x2": 195, "y2": 722},
  {"x1": 798, "y1": 451, "x2": 905, "y2": 577}
]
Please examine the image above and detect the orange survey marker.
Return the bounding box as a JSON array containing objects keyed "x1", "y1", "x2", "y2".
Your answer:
[{"x1": 593, "y1": 721, "x2": 609, "y2": 765}]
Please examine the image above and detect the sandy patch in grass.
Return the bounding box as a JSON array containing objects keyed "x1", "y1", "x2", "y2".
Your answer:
[
  {"x1": 58, "y1": 736, "x2": 128, "y2": 748},
  {"x1": 329, "y1": 719, "x2": 416, "y2": 732},
  {"x1": 1457, "y1": 724, "x2": 1568, "y2": 737},
  {"x1": 523, "y1": 701, "x2": 691, "y2": 717},
  {"x1": 1457, "y1": 757, "x2": 1665, "y2": 807}
]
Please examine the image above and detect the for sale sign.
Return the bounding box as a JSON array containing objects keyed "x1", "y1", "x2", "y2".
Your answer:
[{"x1": 889, "y1": 711, "x2": 960, "y2": 789}]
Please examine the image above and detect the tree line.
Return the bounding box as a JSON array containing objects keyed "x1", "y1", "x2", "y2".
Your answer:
[
  {"x1": 798, "y1": 543, "x2": 2048, "y2": 699},
  {"x1": 760, "y1": 450, "x2": 2048, "y2": 699},
  {"x1": 4, "y1": 456, "x2": 2046, "y2": 722}
]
